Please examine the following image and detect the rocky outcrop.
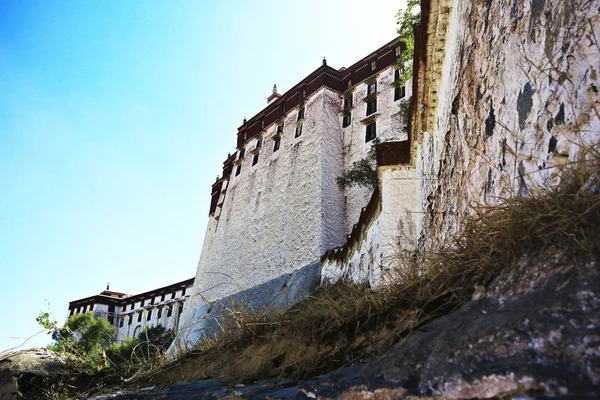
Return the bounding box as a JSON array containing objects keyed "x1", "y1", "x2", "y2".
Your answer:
[{"x1": 0, "y1": 348, "x2": 67, "y2": 400}]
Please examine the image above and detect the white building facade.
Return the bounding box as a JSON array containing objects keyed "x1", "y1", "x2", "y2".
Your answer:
[
  {"x1": 180, "y1": 38, "x2": 413, "y2": 333},
  {"x1": 67, "y1": 278, "x2": 193, "y2": 343}
]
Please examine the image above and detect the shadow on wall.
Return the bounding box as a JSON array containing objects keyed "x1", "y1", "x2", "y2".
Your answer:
[{"x1": 169, "y1": 262, "x2": 321, "y2": 355}]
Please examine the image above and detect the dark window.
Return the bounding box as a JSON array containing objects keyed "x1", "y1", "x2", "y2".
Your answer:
[
  {"x1": 342, "y1": 113, "x2": 352, "y2": 128},
  {"x1": 235, "y1": 165, "x2": 242, "y2": 176},
  {"x1": 280, "y1": 103, "x2": 286, "y2": 115},
  {"x1": 295, "y1": 124, "x2": 303, "y2": 138},
  {"x1": 394, "y1": 69, "x2": 400, "y2": 81},
  {"x1": 238, "y1": 148, "x2": 245, "y2": 159},
  {"x1": 171, "y1": 292, "x2": 175, "y2": 299},
  {"x1": 137, "y1": 312, "x2": 142, "y2": 322},
  {"x1": 257, "y1": 138, "x2": 263, "y2": 148},
  {"x1": 297, "y1": 107, "x2": 305, "y2": 121},
  {"x1": 121, "y1": 305, "x2": 126, "y2": 312},
  {"x1": 157, "y1": 308, "x2": 162, "y2": 319},
  {"x1": 108, "y1": 316, "x2": 114, "y2": 325},
  {"x1": 69, "y1": 309, "x2": 74, "y2": 316},
  {"x1": 182, "y1": 288, "x2": 186, "y2": 296},
  {"x1": 151, "y1": 298, "x2": 155, "y2": 305},
  {"x1": 147, "y1": 309, "x2": 152, "y2": 321},
  {"x1": 140, "y1": 300, "x2": 144, "y2": 307},
  {"x1": 252, "y1": 154, "x2": 259, "y2": 166},
  {"x1": 366, "y1": 100, "x2": 377, "y2": 116},
  {"x1": 128, "y1": 315, "x2": 132, "y2": 325},
  {"x1": 108, "y1": 305, "x2": 115, "y2": 313},
  {"x1": 273, "y1": 136, "x2": 281, "y2": 152},
  {"x1": 119, "y1": 318, "x2": 124, "y2": 328},
  {"x1": 370, "y1": 60, "x2": 376, "y2": 71},
  {"x1": 161, "y1": 294, "x2": 165, "y2": 302},
  {"x1": 367, "y1": 82, "x2": 377, "y2": 95},
  {"x1": 130, "y1": 304, "x2": 134, "y2": 310},
  {"x1": 394, "y1": 86, "x2": 406, "y2": 101},
  {"x1": 277, "y1": 123, "x2": 283, "y2": 134},
  {"x1": 365, "y1": 122, "x2": 377, "y2": 142},
  {"x1": 299, "y1": 89, "x2": 306, "y2": 101},
  {"x1": 343, "y1": 95, "x2": 353, "y2": 109},
  {"x1": 179, "y1": 304, "x2": 184, "y2": 314},
  {"x1": 167, "y1": 306, "x2": 173, "y2": 317}
]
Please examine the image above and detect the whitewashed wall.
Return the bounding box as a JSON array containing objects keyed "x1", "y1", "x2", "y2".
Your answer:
[{"x1": 341, "y1": 66, "x2": 411, "y2": 235}]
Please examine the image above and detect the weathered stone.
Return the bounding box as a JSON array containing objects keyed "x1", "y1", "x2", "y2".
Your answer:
[{"x1": 0, "y1": 348, "x2": 66, "y2": 400}]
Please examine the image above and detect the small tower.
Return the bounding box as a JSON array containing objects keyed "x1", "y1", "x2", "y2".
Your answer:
[{"x1": 267, "y1": 84, "x2": 281, "y2": 105}]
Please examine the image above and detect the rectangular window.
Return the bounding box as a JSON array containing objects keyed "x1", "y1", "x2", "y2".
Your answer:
[
  {"x1": 119, "y1": 318, "x2": 124, "y2": 328},
  {"x1": 167, "y1": 306, "x2": 173, "y2": 317},
  {"x1": 365, "y1": 122, "x2": 377, "y2": 142},
  {"x1": 128, "y1": 315, "x2": 132, "y2": 325},
  {"x1": 238, "y1": 148, "x2": 245, "y2": 159},
  {"x1": 370, "y1": 60, "x2": 376, "y2": 71},
  {"x1": 157, "y1": 308, "x2": 162, "y2": 319},
  {"x1": 147, "y1": 309, "x2": 152, "y2": 321},
  {"x1": 342, "y1": 113, "x2": 352, "y2": 128},
  {"x1": 161, "y1": 294, "x2": 165, "y2": 302},
  {"x1": 347, "y1": 80, "x2": 352, "y2": 89},
  {"x1": 280, "y1": 103, "x2": 286, "y2": 115},
  {"x1": 108, "y1": 305, "x2": 115, "y2": 313},
  {"x1": 299, "y1": 89, "x2": 306, "y2": 101},
  {"x1": 256, "y1": 138, "x2": 263, "y2": 148},
  {"x1": 394, "y1": 86, "x2": 406, "y2": 101},
  {"x1": 297, "y1": 107, "x2": 305, "y2": 121},
  {"x1": 150, "y1": 298, "x2": 155, "y2": 305},
  {"x1": 367, "y1": 82, "x2": 377, "y2": 96},
  {"x1": 235, "y1": 165, "x2": 242, "y2": 176},
  {"x1": 171, "y1": 292, "x2": 176, "y2": 299},
  {"x1": 179, "y1": 304, "x2": 183, "y2": 314},
  {"x1": 252, "y1": 153, "x2": 259, "y2": 166},
  {"x1": 130, "y1": 304, "x2": 134, "y2": 310},
  {"x1": 70, "y1": 309, "x2": 74, "y2": 316},
  {"x1": 295, "y1": 124, "x2": 303, "y2": 138},
  {"x1": 140, "y1": 300, "x2": 144, "y2": 307},
  {"x1": 343, "y1": 95, "x2": 353, "y2": 109},
  {"x1": 273, "y1": 136, "x2": 281, "y2": 152},
  {"x1": 277, "y1": 123, "x2": 283, "y2": 134},
  {"x1": 137, "y1": 312, "x2": 142, "y2": 322},
  {"x1": 395, "y1": 46, "x2": 401, "y2": 58},
  {"x1": 366, "y1": 100, "x2": 377, "y2": 116},
  {"x1": 121, "y1": 305, "x2": 126, "y2": 312},
  {"x1": 182, "y1": 288, "x2": 186, "y2": 296}
]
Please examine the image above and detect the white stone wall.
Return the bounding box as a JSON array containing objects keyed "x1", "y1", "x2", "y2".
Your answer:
[
  {"x1": 322, "y1": 165, "x2": 417, "y2": 287},
  {"x1": 341, "y1": 66, "x2": 411, "y2": 235},
  {"x1": 188, "y1": 87, "x2": 345, "y2": 304},
  {"x1": 417, "y1": 0, "x2": 600, "y2": 252}
]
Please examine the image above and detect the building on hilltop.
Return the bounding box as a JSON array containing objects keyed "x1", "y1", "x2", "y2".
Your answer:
[
  {"x1": 67, "y1": 278, "x2": 194, "y2": 343},
  {"x1": 177, "y1": 37, "x2": 415, "y2": 344}
]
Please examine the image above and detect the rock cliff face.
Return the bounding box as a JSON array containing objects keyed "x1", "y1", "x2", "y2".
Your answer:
[{"x1": 414, "y1": 0, "x2": 600, "y2": 251}]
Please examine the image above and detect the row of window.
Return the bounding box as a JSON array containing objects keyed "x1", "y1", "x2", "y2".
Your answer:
[
  {"x1": 234, "y1": 107, "x2": 306, "y2": 177},
  {"x1": 118, "y1": 303, "x2": 184, "y2": 327},
  {"x1": 122, "y1": 288, "x2": 186, "y2": 312}
]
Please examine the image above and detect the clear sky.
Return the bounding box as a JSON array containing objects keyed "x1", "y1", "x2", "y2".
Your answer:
[{"x1": 0, "y1": 0, "x2": 404, "y2": 352}]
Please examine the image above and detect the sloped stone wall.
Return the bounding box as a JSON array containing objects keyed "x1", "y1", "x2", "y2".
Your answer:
[{"x1": 416, "y1": 0, "x2": 600, "y2": 250}]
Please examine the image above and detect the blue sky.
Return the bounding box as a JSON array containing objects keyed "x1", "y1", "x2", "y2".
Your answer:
[{"x1": 0, "y1": 0, "x2": 403, "y2": 351}]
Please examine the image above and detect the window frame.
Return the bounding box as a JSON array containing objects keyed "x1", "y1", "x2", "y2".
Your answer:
[
  {"x1": 273, "y1": 136, "x2": 281, "y2": 152},
  {"x1": 252, "y1": 153, "x2": 259, "y2": 166},
  {"x1": 365, "y1": 122, "x2": 377, "y2": 142},
  {"x1": 366, "y1": 99, "x2": 377, "y2": 116},
  {"x1": 295, "y1": 124, "x2": 303, "y2": 138}
]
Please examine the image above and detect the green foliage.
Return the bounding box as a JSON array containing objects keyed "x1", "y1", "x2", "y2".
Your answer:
[
  {"x1": 104, "y1": 325, "x2": 174, "y2": 368},
  {"x1": 396, "y1": 0, "x2": 421, "y2": 86},
  {"x1": 336, "y1": 159, "x2": 377, "y2": 190}
]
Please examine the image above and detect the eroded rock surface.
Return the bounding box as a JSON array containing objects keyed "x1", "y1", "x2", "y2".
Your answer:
[{"x1": 0, "y1": 348, "x2": 66, "y2": 400}]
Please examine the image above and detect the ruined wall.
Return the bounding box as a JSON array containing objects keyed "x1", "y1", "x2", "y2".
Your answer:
[{"x1": 416, "y1": 0, "x2": 600, "y2": 250}]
